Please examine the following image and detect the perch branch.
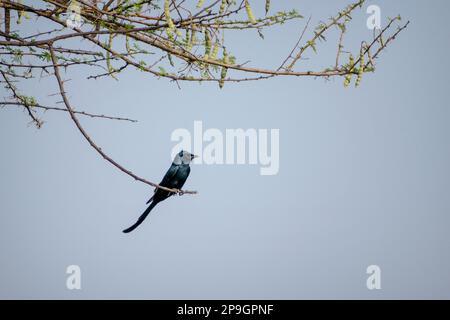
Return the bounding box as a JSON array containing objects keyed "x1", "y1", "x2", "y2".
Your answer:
[{"x1": 47, "y1": 44, "x2": 196, "y2": 195}]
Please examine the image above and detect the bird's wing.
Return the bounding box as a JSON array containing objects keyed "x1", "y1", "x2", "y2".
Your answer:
[
  {"x1": 174, "y1": 165, "x2": 190, "y2": 189},
  {"x1": 159, "y1": 164, "x2": 180, "y2": 187},
  {"x1": 146, "y1": 164, "x2": 179, "y2": 204}
]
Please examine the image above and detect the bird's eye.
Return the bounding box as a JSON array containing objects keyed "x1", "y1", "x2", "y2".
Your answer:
[{"x1": 179, "y1": 151, "x2": 183, "y2": 157}]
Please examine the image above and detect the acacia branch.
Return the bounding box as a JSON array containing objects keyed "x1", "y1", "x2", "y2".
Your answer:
[{"x1": 0, "y1": 0, "x2": 408, "y2": 84}]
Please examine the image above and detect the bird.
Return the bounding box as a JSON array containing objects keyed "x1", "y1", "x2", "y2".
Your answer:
[{"x1": 122, "y1": 150, "x2": 197, "y2": 233}]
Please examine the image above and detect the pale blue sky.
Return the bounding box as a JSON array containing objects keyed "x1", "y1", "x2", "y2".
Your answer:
[{"x1": 1, "y1": 0, "x2": 449, "y2": 299}]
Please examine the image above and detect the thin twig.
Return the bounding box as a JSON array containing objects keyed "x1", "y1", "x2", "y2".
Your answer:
[
  {"x1": 0, "y1": 102, "x2": 137, "y2": 122},
  {"x1": 0, "y1": 69, "x2": 42, "y2": 127}
]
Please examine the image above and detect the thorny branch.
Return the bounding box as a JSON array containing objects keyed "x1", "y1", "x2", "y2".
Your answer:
[
  {"x1": 1, "y1": 69, "x2": 43, "y2": 127},
  {"x1": 0, "y1": 0, "x2": 408, "y2": 194}
]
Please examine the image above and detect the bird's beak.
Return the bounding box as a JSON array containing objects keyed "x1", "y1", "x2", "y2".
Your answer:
[{"x1": 191, "y1": 154, "x2": 198, "y2": 160}]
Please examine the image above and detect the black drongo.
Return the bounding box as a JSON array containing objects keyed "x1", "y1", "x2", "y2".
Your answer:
[{"x1": 123, "y1": 150, "x2": 196, "y2": 233}]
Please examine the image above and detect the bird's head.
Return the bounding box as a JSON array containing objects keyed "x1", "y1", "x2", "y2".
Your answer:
[{"x1": 173, "y1": 150, "x2": 197, "y2": 165}]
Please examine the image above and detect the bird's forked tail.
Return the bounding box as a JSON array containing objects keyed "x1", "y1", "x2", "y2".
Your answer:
[{"x1": 122, "y1": 201, "x2": 158, "y2": 233}]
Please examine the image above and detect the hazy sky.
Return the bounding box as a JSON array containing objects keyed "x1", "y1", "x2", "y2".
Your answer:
[{"x1": 1, "y1": 0, "x2": 449, "y2": 299}]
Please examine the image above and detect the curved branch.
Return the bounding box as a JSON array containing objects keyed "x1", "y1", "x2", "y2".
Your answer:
[{"x1": 47, "y1": 44, "x2": 197, "y2": 195}]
